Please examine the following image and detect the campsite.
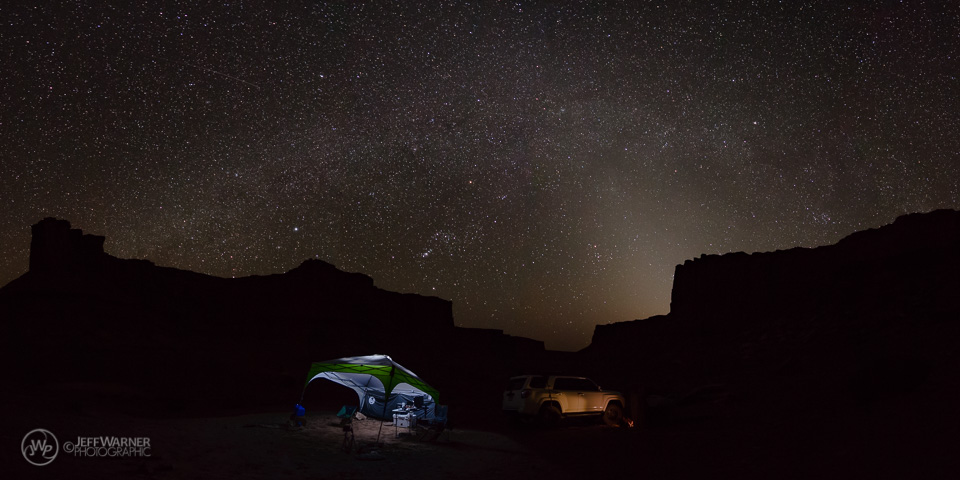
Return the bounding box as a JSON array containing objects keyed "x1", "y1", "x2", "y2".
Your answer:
[
  {"x1": 9, "y1": 344, "x2": 957, "y2": 480},
  {"x1": 5, "y1": 404, "x2": 568, "y2": 480},
  {"x1": 10, "y1": 380, "x2": 946, "y2": 480},
  {"x1": 0, "y1": 384, "x2": 814, "y2": 480},
  {"x1": 3, "y1": 358, "x2": 609, "y2": 480}
]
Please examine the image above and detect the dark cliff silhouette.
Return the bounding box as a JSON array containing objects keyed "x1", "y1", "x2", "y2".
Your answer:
[
  {"x1": 2, "y1": 218, "x2": 551, "y2": 414},
  {"x1": 5, "y1": 211, "x2": 958, "y2": 477},
  {"x1": 582, "y1": 209, "x2": 960, "y2": 477},
  {"x1": 4, "y1": 210, "x2": 959, "y2": 439},
  {"x1": 587, "y1": 209, "x2": 959, "y2": 384}
]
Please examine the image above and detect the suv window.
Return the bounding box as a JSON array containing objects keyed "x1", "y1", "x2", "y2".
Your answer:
[
  {"x1": 577, "y1": 378, "x2": 600, "y2": 391},
  {"x1": 552, "y1": 377, "x2": 577, "y2": 391},
  {"x1": 506, "y1": 378, "x2": 527, "y2": 391},
  {"x1": 528, "y1": 376, "x2": 546, "y2": 389},
  {"x1": 553, "y1": 377, "x2": 598, "y2": 391}
]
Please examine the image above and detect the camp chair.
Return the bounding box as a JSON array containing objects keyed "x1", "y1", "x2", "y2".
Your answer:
[
  {"x1": 336, "y1": 405, "x2": 357, "y2": 421},
  {"x1": 337, "y1": 406, "x2": 357, "y2": 453},
  {"x1": 415, "y1": 404, "x2": 449, "y2": 442}
]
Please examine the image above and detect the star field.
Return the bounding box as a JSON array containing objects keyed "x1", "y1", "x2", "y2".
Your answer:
[{"x1": 2, "y1": 1, "x2": 958, "y2": 350}]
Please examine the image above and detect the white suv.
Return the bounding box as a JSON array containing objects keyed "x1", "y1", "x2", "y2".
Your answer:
[{"x1": 502, "y1": 375, "x2": 625, "y2": 426}]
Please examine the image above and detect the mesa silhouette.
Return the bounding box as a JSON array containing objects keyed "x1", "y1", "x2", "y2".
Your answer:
[
  {"x1": 1, "y1": 218, "x2": 550, "y2": 414},
  {"x1": 582, "y1": 209, "x2": 960, "y2": 443},
  {"x1": 3, "y1": 210, "x2": 959, "y2": 432}
]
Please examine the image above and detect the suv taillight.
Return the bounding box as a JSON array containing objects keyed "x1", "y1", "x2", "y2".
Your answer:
[{"x1": 520, "y1": 389, "x2": 531, "y2": 399}]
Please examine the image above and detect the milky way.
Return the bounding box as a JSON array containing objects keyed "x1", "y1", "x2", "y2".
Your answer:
[{"x1": 2, "y1": 1, "x2": 958, "y2": 350}]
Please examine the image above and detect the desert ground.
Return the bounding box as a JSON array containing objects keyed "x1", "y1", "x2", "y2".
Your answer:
[
  {"x1": 5, "y1": 384, "x2": 959, "y2": 479},
  {"x1": 6, "y1": 404, "x2": 572, "y2": 480}
]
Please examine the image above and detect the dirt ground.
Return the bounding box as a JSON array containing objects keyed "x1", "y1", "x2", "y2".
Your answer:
[
  {"x1": 5, "y1": 407, "x2": 573, "y2": 480},
  {"x1": 7, "y1": 396, "x2": 959, "y2": 479}
]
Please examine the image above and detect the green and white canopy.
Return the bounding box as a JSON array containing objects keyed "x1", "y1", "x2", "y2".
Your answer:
[{"x1": 304, "y1": 354, "x2": 439, "y2": 407}]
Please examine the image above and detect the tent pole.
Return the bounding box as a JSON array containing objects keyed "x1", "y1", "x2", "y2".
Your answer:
[
  {"x1": 375, "y1": 363, "x2": 396, "y2": 444},
  {"x1": 376, "y1": 417, "x2": 384, "y2": 444},
  {"x1": 298, "y1": 384, "x2": 307, "y2": 404}
]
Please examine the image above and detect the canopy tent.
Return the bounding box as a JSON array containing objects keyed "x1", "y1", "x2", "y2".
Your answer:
[{"x1": 302, "y1": 355, "x2": 440, "y2": 421}]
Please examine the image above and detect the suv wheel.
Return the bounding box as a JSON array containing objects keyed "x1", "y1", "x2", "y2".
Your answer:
[
  {"x1": 539, "y1": 405, "x2": 562, "y2": 427},
  {"x1": 603, "y1": 403, "x2": 623, "y2": 426}
]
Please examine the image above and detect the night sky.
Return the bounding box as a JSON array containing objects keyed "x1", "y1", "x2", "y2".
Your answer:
[{"x1": 2, "y1": 1, "x2": 958, "y2": 350}]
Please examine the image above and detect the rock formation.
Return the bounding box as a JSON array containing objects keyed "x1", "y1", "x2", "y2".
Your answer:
[
  {"x1": 591, "y1": 209, "x2": 960, "y2": 352},
  {"x1": 585, "y1": 209, "x2": 960, "y2": 444},
  {"x1": 29, "y1": 217, "x2": 108, "y2": 272},
  {"x1": 2, "y1": 218, "x2": 549, "y2": 414},
  {"x1": 669, "y1": 209, "x2": 960, "y2": 329}
]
